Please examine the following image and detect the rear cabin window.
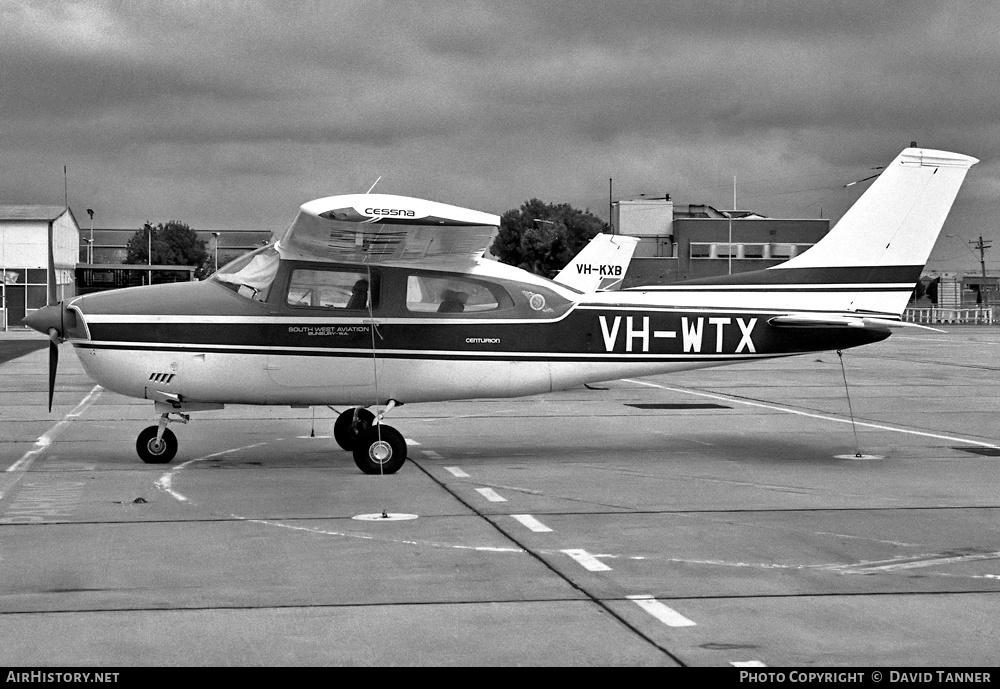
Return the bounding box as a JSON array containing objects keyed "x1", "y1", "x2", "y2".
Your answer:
[
  {"x1": 405, "y1": 275, "x2": 507, "y2": 314},
  {"x1": 287, "y1": 269, "x2": 379, "y2": 310}
]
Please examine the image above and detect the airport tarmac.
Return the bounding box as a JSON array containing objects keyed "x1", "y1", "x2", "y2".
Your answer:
[{"x1": 1, "y1": 327, "x2": 998, "y2": 667}]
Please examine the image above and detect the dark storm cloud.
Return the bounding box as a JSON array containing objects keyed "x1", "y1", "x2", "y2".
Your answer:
[{"x1": 2, "y1": 0, "x2": 998, "y2": 270}]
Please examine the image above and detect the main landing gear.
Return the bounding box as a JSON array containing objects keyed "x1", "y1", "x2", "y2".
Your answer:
[{"x1": 334, "y1": 403, "x2": 407, "y2": 475}]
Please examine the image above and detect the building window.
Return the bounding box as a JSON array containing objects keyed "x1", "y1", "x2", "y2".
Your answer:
[
  {"x1": 690, "y1": 242, "x2": 815, "y2": 260},
  {"x1": 689, "y1": 243, "x2": 713, "y2": 259}
]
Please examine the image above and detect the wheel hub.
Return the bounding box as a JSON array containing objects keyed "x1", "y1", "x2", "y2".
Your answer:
[{"x1": 369, "y1": 441, "x2": 393, "y2": 464}]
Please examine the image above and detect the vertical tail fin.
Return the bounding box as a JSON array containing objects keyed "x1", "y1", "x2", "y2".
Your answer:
[
  {"x1": 771, "y1": 146, "x2": 978, "y2": 315},
  {"x1": 553, "y1": 234, "x2": 640, "y2": 292},
  {"x1": 778, "y1": 147, "x2": 977, "y2": 271}
]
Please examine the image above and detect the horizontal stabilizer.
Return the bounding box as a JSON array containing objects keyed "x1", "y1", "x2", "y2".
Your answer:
[
  {"x1": 768, "y1": 314, "x2": 944, "y2": 333},
  {"x1": 553, "y1": 234, "x2": 640, "y2": 292}
]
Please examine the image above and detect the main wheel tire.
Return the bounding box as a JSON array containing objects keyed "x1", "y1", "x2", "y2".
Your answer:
[
  {"x1": 352, "y1": 425, "x2": 407, "y2": 475},
  {"x1": 136, "y1": 426, "x2": 178, "y2": 464},
  {"x1": 334, "y1": 408, "x2": 375, "y2": 451}
]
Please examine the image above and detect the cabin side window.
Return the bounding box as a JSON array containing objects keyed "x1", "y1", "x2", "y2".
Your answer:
[
  {"x1": 405, "y1": 275, "x2": 509, "y2": 314},
  {"x1": 212, "y1": 245, "x2": 280, "y2": 302},
  {"x1": 286, "y1": 268, "x2": 379, "y2": 310}
]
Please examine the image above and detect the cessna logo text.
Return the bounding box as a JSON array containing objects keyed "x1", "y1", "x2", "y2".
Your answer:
[
  {"x1": 599, "y1": 315, "x2": 757, "y2": 354},
  {"x1": 365, "y1": 208, "x2": 416, "y2": 217}
]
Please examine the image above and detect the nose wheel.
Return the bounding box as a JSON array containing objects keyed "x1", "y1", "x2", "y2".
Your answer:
[
  {"x1": 135, "y1": 412, "x2": 187, "y2": 464},
  {"x1": 136, "y1": 426, "x2": 178, "y2": 464}
]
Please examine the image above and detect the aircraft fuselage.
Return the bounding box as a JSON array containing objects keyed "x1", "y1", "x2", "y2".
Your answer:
[{"x1": 62, "y1": 257, "x2": 887, "y2": 410}]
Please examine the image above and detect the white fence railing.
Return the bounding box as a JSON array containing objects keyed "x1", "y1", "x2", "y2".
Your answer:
[{"x1": 904, "y1": 307, "x2": 998, "y2": 325}]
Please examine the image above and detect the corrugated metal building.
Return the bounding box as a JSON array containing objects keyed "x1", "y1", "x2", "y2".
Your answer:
[{"x1": 0, "y1": 205, "x2": 80, "y2": 329}]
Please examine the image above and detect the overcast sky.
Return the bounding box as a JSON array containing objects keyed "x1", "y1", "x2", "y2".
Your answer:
[{"x1": 3, "y1": 0, "x2": 998, "y2": 272}]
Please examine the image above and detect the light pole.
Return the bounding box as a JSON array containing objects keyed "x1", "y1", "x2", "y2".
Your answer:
[
  {"x1": 86, "y1": 208, "x2": 94, "y2": 264},
  {"x1": 145, "y1": 223, "x2": 153, "y2": 286},
  {"x1": 212, "y1": 232, "x2": 221, "y2": 272}
]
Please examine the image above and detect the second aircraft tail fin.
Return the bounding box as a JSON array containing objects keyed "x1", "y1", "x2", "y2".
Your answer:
[{"x1": 553, "y1": 234, "x2": 640, "y2": 292}]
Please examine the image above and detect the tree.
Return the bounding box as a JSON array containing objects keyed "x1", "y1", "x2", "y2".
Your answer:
[
  {"x1": 125, "y1": 221, "x2": 210, "y2": 280},
  {"x1": 491, "y1": 199, "x2": 609, "y2": 278}
]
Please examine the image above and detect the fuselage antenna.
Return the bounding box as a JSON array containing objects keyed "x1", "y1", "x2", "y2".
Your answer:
[{"x1": 366, "y1": 176, "x2": 382, "y2": 194}]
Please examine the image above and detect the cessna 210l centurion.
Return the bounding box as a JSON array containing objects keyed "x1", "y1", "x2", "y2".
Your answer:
[{"x1": 24, "y1": 146, "x2": 977, "y2": 474}]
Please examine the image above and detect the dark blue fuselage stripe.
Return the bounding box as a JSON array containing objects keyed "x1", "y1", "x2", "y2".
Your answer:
[
  {"x1": 648, "y1": 264, "x2": 922, "y2": 288},
  {"x1": 73, "y1": 341, "x2": 768, "y2": 364}
]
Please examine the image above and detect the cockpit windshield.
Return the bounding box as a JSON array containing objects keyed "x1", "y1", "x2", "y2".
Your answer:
[{"x1": 211, "y1": 245, "x2": 280, "y2": 302}]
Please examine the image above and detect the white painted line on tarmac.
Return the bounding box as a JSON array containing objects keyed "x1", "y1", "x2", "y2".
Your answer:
[
  {"x1": 405, "y1": 438, "x2": 421, "y2": 446},
  {"x1": 4, "y1": 385, "x2": 103, "y2": 487},
  {"x1": 627, "y1": 594, "x2": 696, "y2": 627},
  {"x1": 236, "y1": 514, "x2": 523, "y2": 553},
  {"x1": 831, "y1": 550, "x2": 1000, "y2": 574},
  {"x1": 422, "y1": 450, "x2": 444, "y2": 460},
  {"x1": 732, "y1": 661, "x2": 768, "y2": 667},
  {"x1": 561, "y1": 548, "x2": 612, "y2": 572},
  {"x1": 625, "y1": 378, "x2": 1000, "y2": 450},
  {"x1": 511, "y1": 514, "x2": 553, "y2": 532},
  {"x1": 476, "y1": 487, "x2": 506, "y2": 502},
  {"x1": 445, "y1": 466, "x2": 470, "y2": 478},
  {"x1": 156, "y1": 442, "x2": 268, "y2": 503}
]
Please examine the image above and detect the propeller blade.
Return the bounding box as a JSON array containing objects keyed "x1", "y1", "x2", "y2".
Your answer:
[{"x1": 47, "y1": 336, "x2": 59, "y2": 413}]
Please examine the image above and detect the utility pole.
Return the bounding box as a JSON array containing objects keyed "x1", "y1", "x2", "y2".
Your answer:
[
  {"x1": 971, "y1": 235, "x2": 992, "y2": 307},
  {"x1": 145, "y1": 223, "x2": 153, "y2": 286},
  {"x1": 608, "y1": 178, "x2": 613, "y2": 234}
]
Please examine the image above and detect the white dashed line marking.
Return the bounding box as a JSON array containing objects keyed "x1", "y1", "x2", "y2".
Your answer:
[
  {"x1": 445, "y1": 466, "x2": 470, "y2": 478},
  {"x1": 476, "y1": 487, "x2": 506, "y2": 502},
  {"x1": 511, "y1": 514, "x2": 552, "y2": 532},
  {"x1": 422, "y1": 450, "x2": 444, "y2": 460},
  {"x1": 627, "y1": 595, "x2": 696, "y2": 627},
  {"x1": 732, "y1": 661, "x2": 768, "y2": 667},
  {"x1": 561, "y1": 548, "x2": 611, "y2": 572}
]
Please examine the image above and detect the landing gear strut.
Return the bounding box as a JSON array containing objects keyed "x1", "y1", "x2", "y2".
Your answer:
[{"x1": 136, "y1": 412, "x2": 188, "y2": 464}]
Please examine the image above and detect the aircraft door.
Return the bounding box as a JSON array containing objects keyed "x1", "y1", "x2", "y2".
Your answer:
[{"x1": 266, "y1": 266, "x2": 384, "y2": 403}]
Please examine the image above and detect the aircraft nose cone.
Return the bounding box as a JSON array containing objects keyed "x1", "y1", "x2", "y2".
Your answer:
[{"x1": 22, "y1": 304, "x2": 62, "y2": 337}]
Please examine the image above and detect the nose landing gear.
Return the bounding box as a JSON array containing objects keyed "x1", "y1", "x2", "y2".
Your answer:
[{"x1": 136, "y1": 412, "x2": 188, "y2": 464}]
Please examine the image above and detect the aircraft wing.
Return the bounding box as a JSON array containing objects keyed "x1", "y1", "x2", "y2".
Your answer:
[
  {"x1": 273, "y1": 194, "x2": 500, "y2": 265},
  {"x1": 768, "y1": 314, "x2": 944, "y2": 333}
]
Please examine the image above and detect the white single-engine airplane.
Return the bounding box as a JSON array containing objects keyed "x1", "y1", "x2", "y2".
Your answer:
[{"x1": 24, "y1": 146, "x2": 977, "y2": 474}]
